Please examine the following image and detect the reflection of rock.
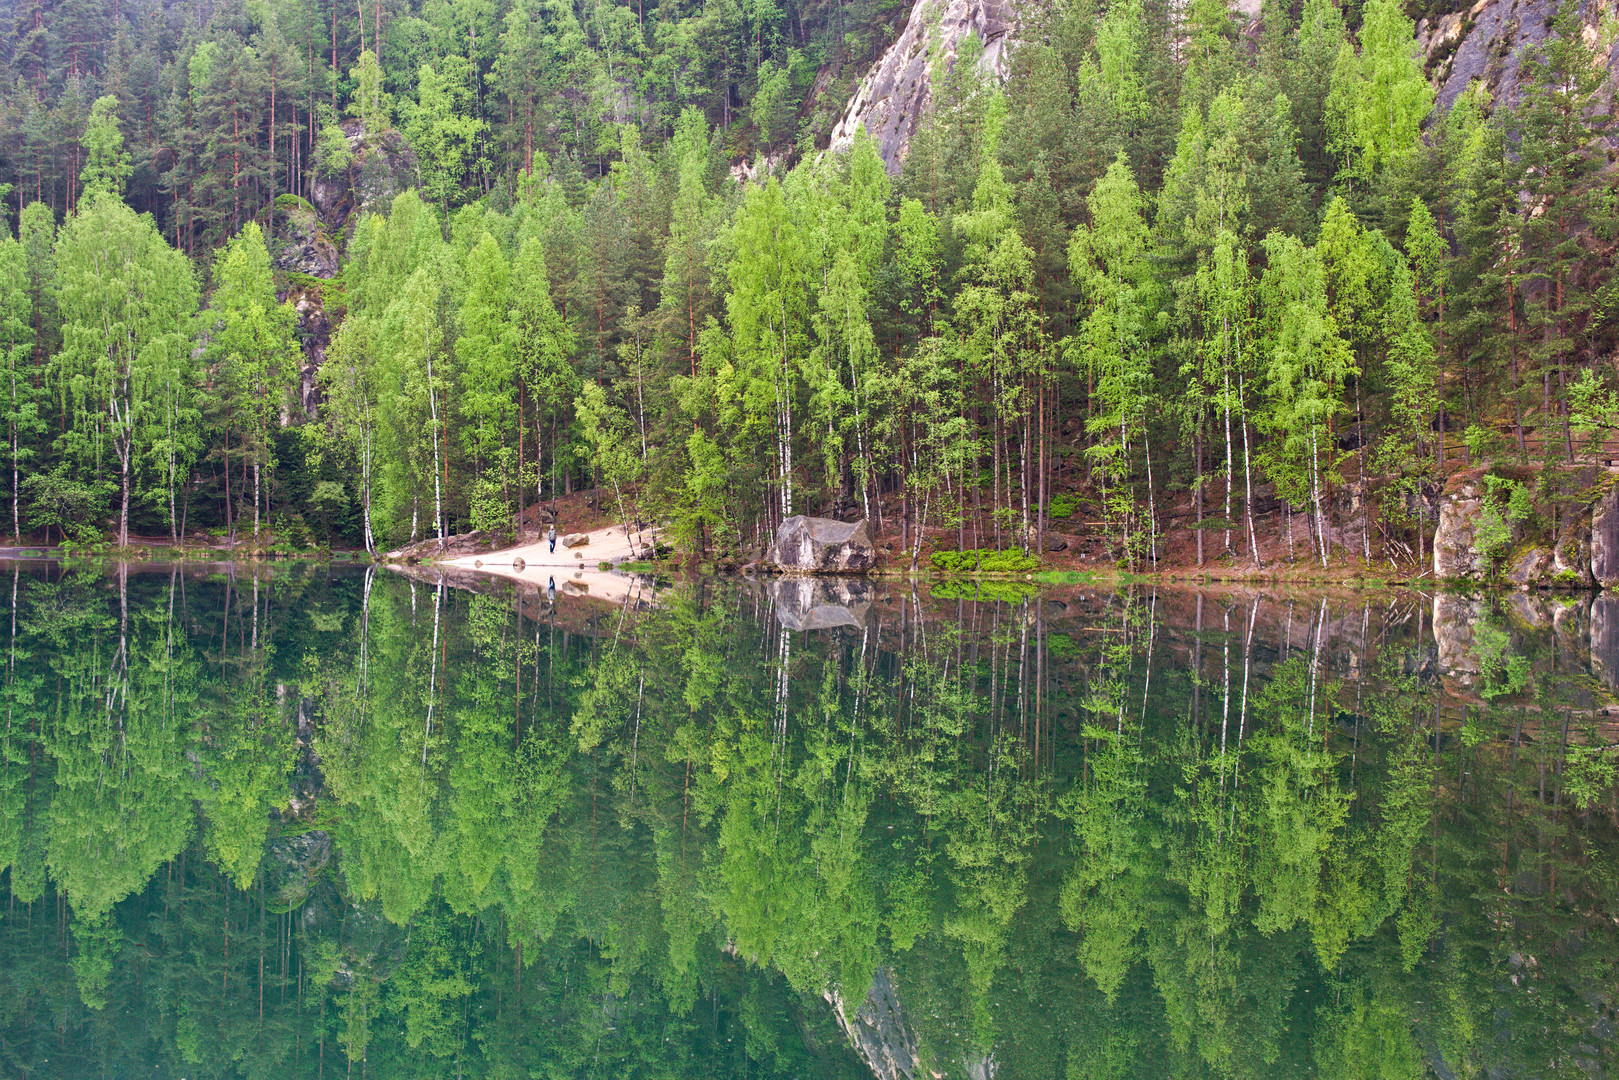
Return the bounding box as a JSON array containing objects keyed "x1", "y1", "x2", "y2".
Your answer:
[
  {"x1": 767, "y1": 515, "x2": 875, "y2": 574},
  {"x1": 1592, "y1": 596, "x2": 1619, "y2": 689},
  {"x1": 1435, "y1": 479, "x2": 1486, "y2": 579},
  {"x1": 1433, "y1": 594, "x2": 1485, "y2": 686},
  {"x1": 771, "y1": 577, "x2": 873, "y2": 630},
  {"x1": 561, "y1": 579, "x2": 589, "y2": 596},
  {"x1": 823, "y1": 967, "x2": 920, "y2": 1080},
  {"x1": 263, "y1": 831, "x2": 332, "y2": 910},
  {"x1": 1503, "y1": 591, "x2": 1548, "y2": 630}
]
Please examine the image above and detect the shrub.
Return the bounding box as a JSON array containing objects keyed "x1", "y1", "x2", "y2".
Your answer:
[
  {"x1": 1048, "y1": 493, "x2": 1080, "y2": 520},
  {"x1": 928, "y1": 549, "x2": 1040, "y2": 574}
]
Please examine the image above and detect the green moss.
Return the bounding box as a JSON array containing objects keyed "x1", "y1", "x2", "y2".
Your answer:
[{"x1": 274, "y1": 193, "x2": 318, "y2": 215}]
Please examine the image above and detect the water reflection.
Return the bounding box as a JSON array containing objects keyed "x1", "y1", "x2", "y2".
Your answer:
[{"x1": 0, "y1": 562, "x2": 1615, "y2": 1079}]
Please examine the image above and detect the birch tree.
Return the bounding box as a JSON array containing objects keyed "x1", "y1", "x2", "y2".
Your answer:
[{"x1": 54, "y1": 194, "x2": 198, "y2": 547}]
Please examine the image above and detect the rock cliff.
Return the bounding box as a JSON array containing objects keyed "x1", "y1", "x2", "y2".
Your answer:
[
  {"x1": 1416, "y1": 0, "x2": 1619, "y2": 113},
  {"x1": 1432, "y1": 467, "x2": 1616, "y2": 588},
  {"x1": 828, "y1": 0, "x2": 1019, "y2": 172}
]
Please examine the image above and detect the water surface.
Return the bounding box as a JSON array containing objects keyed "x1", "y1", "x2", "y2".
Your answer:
[{"x1": 0, "y1": 562, "x2": 1615, "y2": 1079}]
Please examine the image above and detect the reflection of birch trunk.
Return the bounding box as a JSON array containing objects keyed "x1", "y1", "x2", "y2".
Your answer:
[
  {"x1": 7, "y1": 568, "x2": 16, "y2": 738},
  {"x1": 1220, "y1": 604, "x2": 1230, "y2": 769},
  {"x1": 423, "y1": 581, "x2": 442, "y2": 769},
  {"x1": 1308, "y1": 598, "x2": 1327, "y2": 742},
  {"x1": 108, "y1": 561, "x2": 129, "y2": 727},
  {"x1": 357, "y1": 565, "x2": 374, "y2": 709},
  {"x1": 1233, "y1": 597, "x2": 1256, "y2": 812}
]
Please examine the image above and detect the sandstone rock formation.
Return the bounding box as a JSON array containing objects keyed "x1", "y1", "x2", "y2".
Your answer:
[
  {"x1": 1434, "y1": 478, "x2": 1487, "y2": 579},
  {"x1": 828, "y1": 0, "x2": 1018, "y2": 172},
  {"x1": 767, "y1": 515, "x2": 876, "y2": 573},
  {"x1": 1591, "y1": 482, "x2": 1619, "y2": 589},
  {"x1": 309, "y1": 119, "x2": 418, "y2": 241}
]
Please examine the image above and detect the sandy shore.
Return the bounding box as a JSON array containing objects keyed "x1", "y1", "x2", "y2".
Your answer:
[{"x1": 445, "y1": 522, "x2": 657, "y2": 606}]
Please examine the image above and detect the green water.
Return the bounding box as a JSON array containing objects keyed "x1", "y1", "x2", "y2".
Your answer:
[{"x1": 0, "y1": 563, "x2": 1615, "y2": 1079}]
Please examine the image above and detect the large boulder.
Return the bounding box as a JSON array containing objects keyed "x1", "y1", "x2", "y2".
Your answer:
[
  {"x1": 272, "y1": 196, "x2": 342, "y2": 278},
  {"x1": 1434, "y1": 478, "x2": 1488, "y2": 580},
  {"x1": 1590, "y1": 480, "x2": 1619, "y2": 588},
  {"x1": 767, "y1": 515, "x2": 875, "y2": 574}
]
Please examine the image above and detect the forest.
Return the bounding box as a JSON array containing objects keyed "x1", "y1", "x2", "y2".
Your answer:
[{"x1": 0, "y1": 0, "x2": 1613, "y2": 564}]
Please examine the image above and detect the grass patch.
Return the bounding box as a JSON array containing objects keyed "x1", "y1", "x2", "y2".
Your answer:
[{"x1": 618, "y1": 560, "x2": 657, "y2": 573}]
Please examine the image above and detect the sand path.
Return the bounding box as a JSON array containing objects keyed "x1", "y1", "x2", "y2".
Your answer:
[{"x1": 445, "y1": 522, "x2": 657, "y2": 606}]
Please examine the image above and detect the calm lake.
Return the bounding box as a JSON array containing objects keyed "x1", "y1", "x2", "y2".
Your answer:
[{"x1": 1, "y1": 561, "x2": 1616, "y2": 1079}]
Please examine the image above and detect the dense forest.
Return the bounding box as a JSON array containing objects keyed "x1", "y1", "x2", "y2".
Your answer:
[
  {"x1": 0, "y1": 0, "x2": 1615, "y2": 564},
  {"x1": 1, "y1": 568, "x2": 1616, "y2": 1077}
]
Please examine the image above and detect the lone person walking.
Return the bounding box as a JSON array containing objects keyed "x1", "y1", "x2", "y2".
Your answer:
[{"x1": 547, "y1": 523, "x2": 557, "y2": 554}]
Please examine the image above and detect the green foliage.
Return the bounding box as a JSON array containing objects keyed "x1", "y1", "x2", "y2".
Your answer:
[{"x1": 928, "y1": 549, "x2": 1041, "y2": 574}]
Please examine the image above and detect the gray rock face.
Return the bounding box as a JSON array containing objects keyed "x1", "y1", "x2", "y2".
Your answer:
[
  {"x1": 309, "y1": 120, "x2": 418, "y2": 238},
  {"x1": 1434, "y1": 480, "x2": 1486, "y2": 580},
  {"x1": 273, "y1": 199, "x2": 342, "y2": 278},
  {"x1": 1591, "y1": 483, "x2": 1619, "y2": 588},
  {"x1": 767, "y1": 515, "x2": 875, "y2": 573},
  {"x1": 1554, "y1": 510, "x2": 1595, "y2": 587},
  {"x1": 1505, "y1": 547, "x2": 1547, "y2": 588},
  {"x1": 770, "y1": 577, "x2": 874, "y2": 630},
  {"x1": 827, "y1": 0, "x2": 1018, "y2": 173},
  {"x1": 1418, "y1": 0, "x2": 1558, "y2": 113},
  {"x1": 823, "y1": 967, "x2": 920, "y2": 1080}
]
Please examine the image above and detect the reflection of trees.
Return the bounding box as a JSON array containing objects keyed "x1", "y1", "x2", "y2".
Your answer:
[{"x1": 0, "y1": 574, "x2": 1616, "y2": 1077}]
